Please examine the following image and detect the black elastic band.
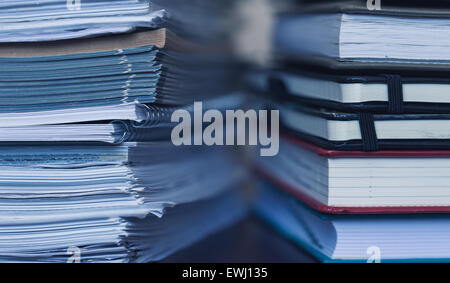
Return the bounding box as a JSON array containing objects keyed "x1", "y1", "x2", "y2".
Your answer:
[
  {"x1": 384, "y1": 74, "x2": 404, "y2": 113},
  {"x1": 358, "y1": 113, "x2": 379, "y2": 152}
]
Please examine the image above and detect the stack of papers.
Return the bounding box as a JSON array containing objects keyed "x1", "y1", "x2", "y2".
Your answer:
[
  {"x1": 0, "y1": 27, "x2": 240, "y2": 141},
  {"x1": 0, "y1": 28, "x2": 237, "y2": 127},
  {"x1": 250, "y1": 0, "x2": 450, "y2": 262},
  {"x1": 0, "y1": 0, "x2": 166, "y2": 42},
  {"x1": 0, "y1": 142, "x2": 245, "y2": 262},
  {"x1": 0, "y1": 1, "x2": 246, "y2": 262}
]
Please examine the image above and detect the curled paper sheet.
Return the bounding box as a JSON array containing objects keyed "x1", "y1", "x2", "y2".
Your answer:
[{"x1": 0, "y1": 1, "x2": 167, "y2": 42}]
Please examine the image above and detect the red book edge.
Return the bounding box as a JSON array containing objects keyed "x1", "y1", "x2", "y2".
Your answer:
[
  {"x1": 254, "y1": 166, "x2": 450, "y2": 215},
  {"x1": 282, "y1": 134, "x2": 450, "y2": 158}
]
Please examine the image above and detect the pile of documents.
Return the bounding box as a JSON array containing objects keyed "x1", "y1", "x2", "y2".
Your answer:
[
  {"x1": 0, "y1": 0, "x2": 166, "y2": 42},
  {"x1": 249, "y1": 0, "x2": 450, "y2": 262},
  {"x1": 0, "y1": 1, "x2": 246, "y2": 262}
]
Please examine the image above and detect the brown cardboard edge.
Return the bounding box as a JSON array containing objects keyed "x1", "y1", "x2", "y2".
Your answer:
[
  {"x1": 0, "y1": 28, "x2": 234, "y2": 58},
  {"x1": 0, "y1": 29, "x2": 167, "y2": 58}
]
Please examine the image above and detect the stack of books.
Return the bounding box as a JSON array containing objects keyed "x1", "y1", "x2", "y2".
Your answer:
[
  {"x1": 0, "y1": 1, "x2": 246, "y2": 262},
  {"x1": 250, "y1": 0, "x2": 450, "y2": 262}
]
